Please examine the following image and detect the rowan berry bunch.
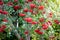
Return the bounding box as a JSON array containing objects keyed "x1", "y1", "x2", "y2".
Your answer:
[{"x1": 0, "y1": 0, "x2": 60, "y2": 40}]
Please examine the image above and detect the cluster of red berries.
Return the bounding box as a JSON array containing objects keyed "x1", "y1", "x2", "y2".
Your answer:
[
  {"x1": 0, "y1": 10, "x2": 8, "y2": 15},
  {"x1": 0, "y1": 25, "x2": 6, "y2": 32},
  {"x1": 35, "y1": 29, "x2": 43, "y2": 35},
  {"x1": 54, "y1": 19, "x2": 60, "y2": 24},
  {"x1": 24, "y1": 17, "x2": 38, "y2": 25},
  {"x1": 0, "y1": 0, "x2": 58, "y2": 37},
  {"x1": 18, "y1": 3, "x2": 45, "y2": 26},
  {"x1": 18, "y1": 0, "x2": 49, "y2": 35},
  {"x1": 0, "y1": 1, "x2": 3, "y2": 5}
]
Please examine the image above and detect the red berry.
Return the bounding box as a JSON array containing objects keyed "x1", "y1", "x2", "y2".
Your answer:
[
  {"x1": 14, "y1": 5, "x2": 20, "y2": 10},
  {"x1": 30, "y1": 21, "x2": 38, "y2": 24},
  {"x1": 2, "y1": 11, "x2": 8, "y2": 15},
  {"x1": 29, "y1": 9, "x2": 33, "y2": 13},
  {"x1": 39, "y1": 18, "x2": 44, "y2": 22},
  {"x1": 35, "y1": 29, "x2": 40, "y2": 33},
  {"x1": 7, "y1": 2, "x2": 13, "y2": 6},
  {"x1": 30, "y1": 4, "x2": 36, "y2": 9},
  {"x1": 42, "y1": 23, "x2": 48, "y2": 30},
  {"x1": 14, "y1": 0, "x2": 18, "y2": 2},
  {"x1": 54, "y1": 20, "x2": 59, "y2": 24},
  {"x1": 35, "y1": 29, "x2": 43, "y2": 35},
  {"x1": 0, "y1": 1, "x2": 3, "y2": 5},
  {"x1": 0, "y1": 9, "x2": 3, "y2": 13},
  {"x1": 19, "y1": 13, "x2": 26, "y2": 17},
  {"x1": 48, "y1": 12, "x2": 53, "y2": 18},
  {"x1": 49, "y1": 12, "x2": 52, "y2": 15},
  {"x1": 23, "y1": 8, "x2": 28, "y2": 12},
  {"x1": 24, "y1": 31, "x2": 29, "y2": 35},
  {"x1": 24, "y1": 17, "x2": 32, "y2": 23},
  {"x1": 2, "y1": 18, "x2": 8, "y2": 22},
  {"x1": 38, "y1": 6, "x2": 44, "y2": 10}
]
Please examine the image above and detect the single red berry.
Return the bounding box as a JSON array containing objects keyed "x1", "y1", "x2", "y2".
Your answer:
[
  {"x1": 24, "y1": 17, "x2": 32, "y2": 23},
  {"x1": 30, "y1": 21, "x2": 38, "y2": 24},
  {"x1": 0, "y1": 9, "x2": 3, "y2": 13},
  {"x1": 2, "y1": 18, "x2": 8, "y2": 22},
  {"x1": 2, "y1": 11, "x2": 8, "y2": 15},
  {"x1": 39, "y1": 18, "x2": 44, "y2": 22},
  {"x1": 23, "y1": 8, "x2": 28, "y2": 12},
  {"x1": 14, "y1": 0, "x2": 18, "y2": 2},
  {"x1": 0, "y1": 1, "x2": 3, "y2": 5},
  {"x1": 19, "y1": 13, "x2": 26, "y2": 17},
  {"x1": 42, "y1": 23, "x2": 48, "y2": 30},
  {"x1": 7, "y1": 2, "x2": 13, "y2": 6},
  {"x1": 14, "y1": 5, "x2": 20, "y2": 10},
  {"x1": 35, "y1": 29, "x2": 40, "y2": 33},
  {"x1": 35, "y1": 29, "x2": 43, "y2": 35},
  {"x1": 48, "y1": 12, "x2": 53, "y2": 18},
  {"x1": 29, "y1": 9, "x2": 33, "y2": 13},
  {"x1": 26, "y1": 17, "x2": 32, "y2": 22},
  {"x1": 38, "y1": 6, "x2": 44, "y2": 10},
  {"x1": 54, "y1": 20, "x2": 59, "y2": 24},
  {"x1": 49, "y1": 12, "x2": 52, "y2": 15},
  {"x1": 24, "y1": 31, "x2": 29, "y2": 35},
  {"x1": 30, "y1": 4, "x2": 36, "y2": 9}
]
